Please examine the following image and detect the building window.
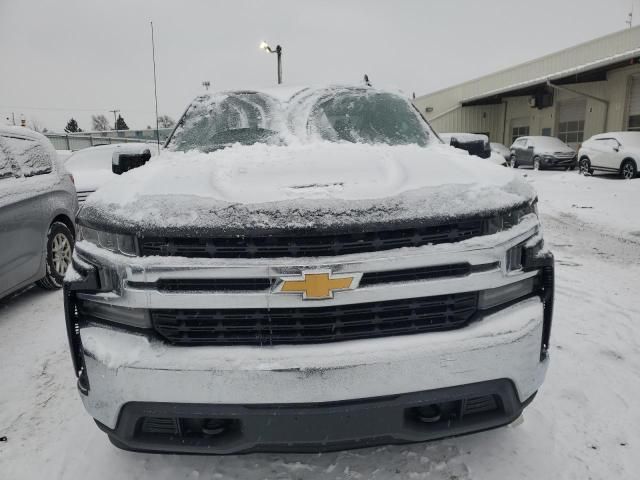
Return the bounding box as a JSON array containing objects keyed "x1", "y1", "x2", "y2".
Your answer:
[
  {"x1": 557, "y1": 120, "x2": 584, "y2": 144},
  {"x1": 511, "y1": 126, "x2": 529, "y2": 143},
  {"x1": 628, "y1": 115, "x2": 640, "y2": 131}
]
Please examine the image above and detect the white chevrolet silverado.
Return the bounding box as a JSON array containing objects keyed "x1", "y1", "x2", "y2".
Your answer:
[{"x1": 64, "y1": 86, "x2": 554, "y2": 454}]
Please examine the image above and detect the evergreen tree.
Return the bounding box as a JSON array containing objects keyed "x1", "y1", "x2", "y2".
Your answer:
[
  {"x1": 115, "y1": 114, "x2": 129, "y2": 130},
  {"x1": 64, "y1": 118, "x2": 80, "y2": 133}
]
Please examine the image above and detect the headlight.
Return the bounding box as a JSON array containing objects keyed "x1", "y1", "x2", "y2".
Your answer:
[
  {"x1": 479, "y1": 277, "x2": 536, "y2": 309},
  {"x1": 78, "y1": 299, "x2": 151, "y2": 329},
  {"x1": 486, "y1": 201, "x2": 538, "y2": 234},
  {"x1": 78, "y1": 226, "x2": 137, "y2": 256}
]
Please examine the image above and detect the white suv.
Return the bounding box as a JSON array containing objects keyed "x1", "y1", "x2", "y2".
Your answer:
[{"x1": 578, "y1": 132, "x2": 640, "y2": 179}]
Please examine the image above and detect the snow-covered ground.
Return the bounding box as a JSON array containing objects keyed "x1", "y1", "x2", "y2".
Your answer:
[{"x1": 1, "y1": 169, "x2": 639, "y2": 479}]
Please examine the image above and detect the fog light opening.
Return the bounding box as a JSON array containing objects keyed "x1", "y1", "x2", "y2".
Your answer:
[{"x1": 415, "y1": 404, "x2": 442, "y2": 423}]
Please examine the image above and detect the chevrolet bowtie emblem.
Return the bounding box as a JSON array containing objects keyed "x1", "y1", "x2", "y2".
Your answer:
[{"x1": 275, "y1": 270, "x2": 362, "y2": 300}]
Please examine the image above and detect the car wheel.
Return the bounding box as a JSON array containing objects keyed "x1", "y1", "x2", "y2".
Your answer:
[
  {"x1": 620, "y1": 159, "x2": 637, "y2": 179},
  {"x1": 579, "y1": 158, "x2": 593, "y2": 176},
  {"x1": 36, "y1": 221, "x2": 74, "y2": 290},
  {"x1": 510, "y1": 156, "x2": 518, "y2": 168},
  {"x1": 533, "y1": 157, "x2": 541, "y2": 170}
]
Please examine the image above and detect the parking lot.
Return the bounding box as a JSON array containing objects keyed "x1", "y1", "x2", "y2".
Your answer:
[{"x1": 1, "y1": 169, "x2": 638, "y2": 479}]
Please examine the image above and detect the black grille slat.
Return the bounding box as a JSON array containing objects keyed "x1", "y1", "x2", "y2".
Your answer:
[
  {"x1": 151, "y1": 292, "x2": 478, "y2": 346},
  {"x1": 140, "y1": 220, "x2": 484, "y2": 259}
]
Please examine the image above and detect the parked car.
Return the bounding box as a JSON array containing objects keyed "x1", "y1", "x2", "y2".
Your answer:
[
  {"x1": 509, "y1": 136, "x2": 577, "y2": 170},
  {"x1": 491, "y1": 142, "x2": 511, "y2": 162},
  {"x1": 64, "y1": 86, "x2": 553, "y2": 454},
  {"x1": 0, "y1": 127, "x2": 77, "y2": 298},
  {"x1": 578, "y1": 132, "x2": 639, "y2": 179},
  {"x1": 64, "y1": 143, "x2": 154, "y2": 204},
  {"x1": 441, "y1": 133, "x2": 507, "y2": 166}
]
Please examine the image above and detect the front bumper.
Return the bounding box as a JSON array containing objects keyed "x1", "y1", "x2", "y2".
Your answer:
[
  {"x1": 63, "y1": 216, "x2": 553, "y2": 453},
  {"x1": 98, "y1": 379, "x2": 535, "y2": 454},
  {"x1": 542, "y1": 155, "x2": 577, "y2": 167},
  {"x1": 72, "y1": 295, "x2": 547, "y2": 452}
]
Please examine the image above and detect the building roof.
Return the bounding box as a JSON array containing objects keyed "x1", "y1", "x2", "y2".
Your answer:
[{"x1": 416, "y1": 26, "x2": 640, "y2": 107}]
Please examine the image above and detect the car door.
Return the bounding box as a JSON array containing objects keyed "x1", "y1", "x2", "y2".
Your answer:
[
  {"x1": 591, "y1": 138, "x2": 620, "y2": 170},
  {"x1": 510, "y1": 138, "x2": 525, "y2": 164},
  {"x1": 518, "y1": 139, "x2": 534, "y2": 166},
  {"x1": 0, "y1": 135, "x2": 50, "y2": 295}
]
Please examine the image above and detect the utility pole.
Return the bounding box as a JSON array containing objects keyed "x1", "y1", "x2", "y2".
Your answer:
[
  {"x1": 11, "y1": 112, "x2": 16, "y2": 126},
  {"x1": 627, "y1": 1, "x2": 634, "y2": 28},
  {"x1": 109, "y1": 109, "x2": 120, "y2": 130},
  {"x1": 150, "y1": 21, "x2": 161, "y2": 154}
]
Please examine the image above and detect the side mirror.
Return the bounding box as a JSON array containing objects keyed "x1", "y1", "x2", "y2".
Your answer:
[{"x1": 112, "y1": 147, "x2": 152, "y2": 174}]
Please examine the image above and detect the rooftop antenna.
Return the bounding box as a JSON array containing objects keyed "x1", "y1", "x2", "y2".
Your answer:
[
  {"x1": 627, "y1": 1, "x2": 634, "y2": 28},
  {"x1": 150, "y1": 21, "x2": 161, "y2": 154}
]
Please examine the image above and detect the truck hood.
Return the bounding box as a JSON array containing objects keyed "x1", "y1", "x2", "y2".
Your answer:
[{"x1": 80, "y1": 142, "x2": 536, "y2": 236}]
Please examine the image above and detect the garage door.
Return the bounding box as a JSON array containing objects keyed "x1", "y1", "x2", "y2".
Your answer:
[
  {"x1": 627, "y1": 75, "x2": 640, "y2": 131},
  {"x1": 557, "y1": 98, "x2": 586, "y2": 148}
]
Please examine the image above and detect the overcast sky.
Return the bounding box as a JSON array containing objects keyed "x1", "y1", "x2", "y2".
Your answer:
[{"x1": 0, "y1": 0, "x2": 637, "y2": 132}]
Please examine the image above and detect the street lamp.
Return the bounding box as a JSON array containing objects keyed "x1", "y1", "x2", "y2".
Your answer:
[{"x1": 260, "y1": 41, "x2": 283, "y2": 84}]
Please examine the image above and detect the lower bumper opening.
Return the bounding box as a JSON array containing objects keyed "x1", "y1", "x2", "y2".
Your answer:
[{"x1": 96, "y1": 379, "x2": 535, "y2": 454}]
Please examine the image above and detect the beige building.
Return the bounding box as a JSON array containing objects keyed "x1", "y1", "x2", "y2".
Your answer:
[{"x1": 414, "y1": 26, "x2": 640, "y2": 148}]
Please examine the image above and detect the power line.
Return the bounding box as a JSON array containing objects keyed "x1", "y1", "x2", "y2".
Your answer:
[{"x1": 0, "y1": 104, "x2": 155, "y2": 114}]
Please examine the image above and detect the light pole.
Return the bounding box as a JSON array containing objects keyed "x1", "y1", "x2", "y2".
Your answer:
[{"x1": 260, "y1": 41, "x2": 283, "y2": 84}]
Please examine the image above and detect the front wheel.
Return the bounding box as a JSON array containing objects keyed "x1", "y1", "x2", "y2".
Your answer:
[
  {"x1": 533, "y1": 157, "x2": 541, "y2": 170},
  {"x1": 621, "y1": 160, "x2": 637, "y2": 179},
  {"x1": 36, "y1": 222, "x2": 74, "y2": 290},
  {"x1": 579, "y1": 158, "x2": 593, "y2": 176}
]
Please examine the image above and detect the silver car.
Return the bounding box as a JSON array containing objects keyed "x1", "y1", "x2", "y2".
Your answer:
[{"x1": 0, "y1": 126, "x2": 78, "y2": 298}]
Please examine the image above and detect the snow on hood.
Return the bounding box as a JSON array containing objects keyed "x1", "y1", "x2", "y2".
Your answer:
[{"x1": 79, "y1": 142, "x2": 535, "y2": 236}]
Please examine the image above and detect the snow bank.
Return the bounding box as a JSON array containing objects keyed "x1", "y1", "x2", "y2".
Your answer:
[{"x1": 80, "y1": 142, "x2": 535, "y2": 235}]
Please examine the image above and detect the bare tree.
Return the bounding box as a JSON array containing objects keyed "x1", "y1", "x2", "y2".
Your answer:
[
  {"x1": 158, "y1": 115, "x2": 175, "y2": 128},
  {"x1": 92, "y1": 114, "x2": 110, "y2": 131},
  {"x1": 29, "y1": 117, "x2": 45, "y2": 133}
]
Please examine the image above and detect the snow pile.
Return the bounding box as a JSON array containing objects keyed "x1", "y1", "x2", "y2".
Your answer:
[{"x1": 80, "y1": 142, "x2": 535, "y2": 235}]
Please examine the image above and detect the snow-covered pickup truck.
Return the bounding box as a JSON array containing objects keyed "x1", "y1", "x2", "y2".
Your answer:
[{"x1": 63, "y1": 86, "x2": 554, "y2": 454}]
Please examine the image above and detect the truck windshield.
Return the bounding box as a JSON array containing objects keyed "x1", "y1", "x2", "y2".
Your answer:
[
  {"x1": 168, "y1": 88, "x2": 430, "y2": 152},
  {"x1": 169, "y1": 93, "x2": 282, "y2": 153}
]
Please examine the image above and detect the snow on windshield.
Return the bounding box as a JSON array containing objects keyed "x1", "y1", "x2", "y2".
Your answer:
[
  {"x1": 168, "y1": 92, "x2": 284, "y2": 152},
  {"x1": 0, "y1": 136, "x2": 52, "y2": 177},
  {"x1": 531, "y1": 137, "x2": 572, "y2": 151},
  {"x1": 615, "y1": 132, "x2": 640, "y2": 147},
  {"x1": 66, "y1": 146, "x2": 119, "y2": 170},
  {"x1": 167, "y1": 87, "x2": 431, "y2": 152}
]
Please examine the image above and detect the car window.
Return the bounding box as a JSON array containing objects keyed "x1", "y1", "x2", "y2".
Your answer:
[
  {"x1": 595, "y1": 138, "x2": 619, "y2": 149},
  {"x1": 0, "y1": 136, "x2": 20, "y2": 179},
  {"x1": 514, "y1": 139, "x2": 526, "y2": 147},
  {"x1": 1, "y1": 136, "x2": 53, "y2": 177}
]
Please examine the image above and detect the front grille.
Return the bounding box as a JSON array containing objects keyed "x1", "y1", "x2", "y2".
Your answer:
[
  {"x1": 151, "y1": 292, "x2": 478, "y2": 346},
  {"x1": 77, "y1": 190, "x2": 94, "y2": 203},
  {"x1": 139, "y1": 219, "x2": 484, "y2": 259}
]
